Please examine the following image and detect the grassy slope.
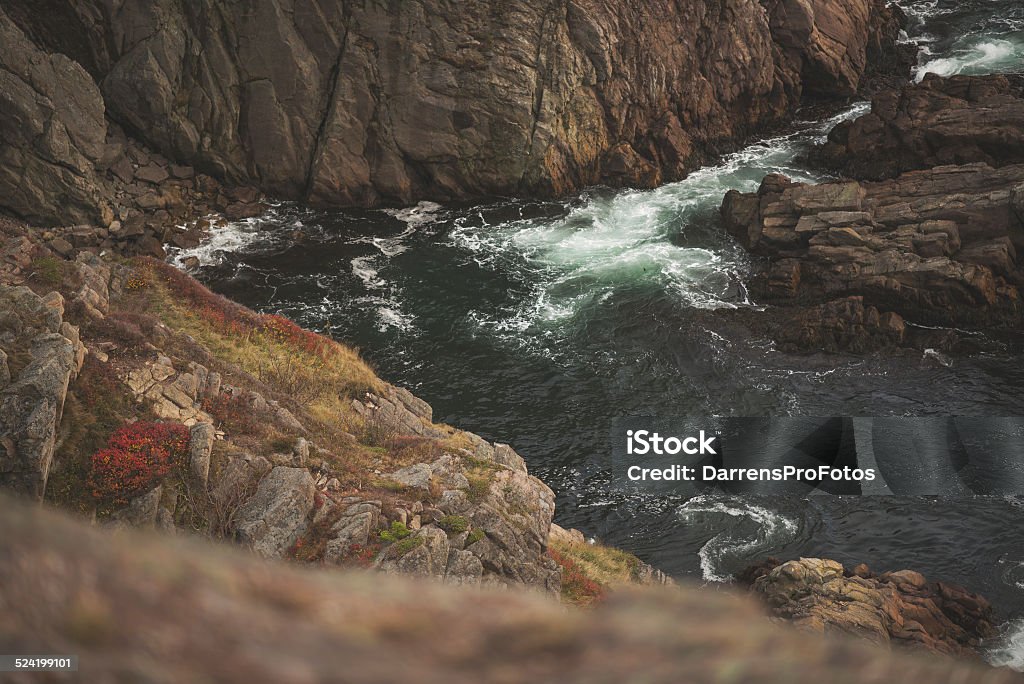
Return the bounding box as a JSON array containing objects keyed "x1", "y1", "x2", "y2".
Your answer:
[{"x1": 28, "y1": 250, "x2": 654, "y2": 600}]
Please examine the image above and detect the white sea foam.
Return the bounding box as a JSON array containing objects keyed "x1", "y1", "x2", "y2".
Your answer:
[
  {"x1": 376, "y1": 305, "x2": 415, "y2": 332},
  {"x1": 987, "y1": 620, "x2": 1024, "y2": 671},
  {"x1": 384, "y1": 200, "x2": 444, "y2": 226},
  {"x1": 351, "y1": 255, "x2": 384, "y2": 289},
  {"x1": 449, "y1": 102, "x2": 869, "y2": 347},
  {"x1": 677, "y1": 494, "x2": 799, "y2": 583},
  {"x1": 168, "y1": 216, "x2": 266, "y2": 269},
  {"x1": 915, "y1": 38, "x2": 1022, "y2": 81}
]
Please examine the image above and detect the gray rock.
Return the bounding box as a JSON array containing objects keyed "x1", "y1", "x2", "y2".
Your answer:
[
  {"x1": 111, "y1": 486, "x2": 162, "y2": 529},
  {"x1": 0, "y1": 9, "x2": 109, "y2": 226},
  {"x1": 212, "y1": 454, "x2": 270, "y2": 512},
  {"x1": 292, "y1": 438, "x2": 309, "y2": 467},
  {"x1": 233, "y1": 466, "x2": 316, "y2": 558},
  {"x1": 188, "y1": 423, "x2": 216, "y2": 488},
  {"x1": 378, "y1": 526, "x2": 449, "y2": 578},
  {"x1": 386, "y1": 463, "x2": 432, "y2": 491},
  {"x1": 0, "y1": 287, "x2": 83, "y2": 499},
  {"x1": 323, "y1": 510, "x2": 378, "y2": 565},
  {"x1": 492, "y1": 443, "x2": 527, "y2": 473},
  {"x1": 445, "y1": 549, "x2": 484, "y2": 586}
]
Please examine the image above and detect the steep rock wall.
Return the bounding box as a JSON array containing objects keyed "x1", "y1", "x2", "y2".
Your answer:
[{"x1": 1, "y1": 0, "x2": 907, "y2": 220}]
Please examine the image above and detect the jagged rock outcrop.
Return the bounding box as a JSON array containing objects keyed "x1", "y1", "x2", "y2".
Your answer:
[
  {"x1": 815, "y1": 74, "x2": 1024, "y2": 180},
  {"x1": 721, "y1": 163, "x2": 1024, "y2": 342},
  {"x1": 234, "y1": 466, "x2": 317, "y2": 557},
  {"x1": 2, "y1": 495, "x2": 1018, "y2": 684},
  {"x1": 0, "y1": 286, "x2": 85, "y2": 499},
  {"x1": 1, "y1": 0, "x2": 907, "y2": 218},
  {"x1": 743, "y1": 558, "x2": 998, "y2": 658},
  {"x1": 0, "y1": 8, "x2": 111, "y2": 226},
  {"x1": 0, "y1": 7, "x2": 265, "y2": 240}
]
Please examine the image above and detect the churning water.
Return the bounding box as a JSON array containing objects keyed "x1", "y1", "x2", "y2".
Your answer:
[{"x1": 173, "y1": 0, "x2": 1024, "y2": 666}]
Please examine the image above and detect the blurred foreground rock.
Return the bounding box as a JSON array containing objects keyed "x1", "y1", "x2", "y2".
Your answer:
[{"x1": 0, "y1": 494, "x2": 1018, "y2": 684}]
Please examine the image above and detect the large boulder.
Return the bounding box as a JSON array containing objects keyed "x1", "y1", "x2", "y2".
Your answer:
[
  {"x1": 0, "y1": 288, "x2": 84, "y2": 499},
  {"x1": 233, "y1": 466, "x2": 316, "y2": 558}
]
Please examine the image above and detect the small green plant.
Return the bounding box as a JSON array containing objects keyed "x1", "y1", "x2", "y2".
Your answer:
[
  {"x1": 438, "y1": 515, "x2": 469, "y2": 535},
  {"x1": 29, "y1": 256, "x2": 66, "y2": 287},
  {"x1": 268, "y1": 435, "x2": 296, "y2": 453},
  {"x1": 466, "y1": 472, "x2": 491, "y2": 503},
  {"x1": 379, "y1": 520, "x2": 412, "y2": 542},
  {"x1": 466, "y1": 529, "x2": 485, "y2": 545},
  {"x1": 460, "y1": 455, "x2": 499, "y2": 470},
  {"x1": 393, "y1": 536, "x2": 423, "y2": 556}
]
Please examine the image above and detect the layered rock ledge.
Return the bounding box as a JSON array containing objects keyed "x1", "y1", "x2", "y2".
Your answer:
[
  {"x1": 741, "y1": 558, "x2": 999, "y2": 659},
  {"x1": 814, "y1": 74, "x2": 1024, "y2": 180},
  {"x1": 719, "y1": 74, "x2": 1024, "y2": 351}
]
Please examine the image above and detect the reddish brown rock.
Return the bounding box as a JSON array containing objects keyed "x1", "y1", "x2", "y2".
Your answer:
[
  {"x1": 721, "y1": 163, "x2": 1024, "y2": 333},
  {"x1": 747, "y1": 558, "x2": 999, "y2": 659},
  {"x1": 816, "y1": 74, "x2": 1024, "y2": 180},
  {"x1": 1, "y1": 496, "x2": 1018, "y2": 683},
  {"x1": 1, "y1": 0, "x2": 907, "y2": 213}
]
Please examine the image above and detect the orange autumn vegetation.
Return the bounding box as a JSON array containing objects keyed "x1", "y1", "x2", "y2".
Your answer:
[{"x1": 548, "y1": 547, "x2": 606, "y2": 605}]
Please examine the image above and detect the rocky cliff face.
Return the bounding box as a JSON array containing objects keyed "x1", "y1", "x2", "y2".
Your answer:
[
  {"x1": 0, "y1": 9, "x2": 111, "y2": 226},
  {"x1": 0, "y1": 0, "x2": 907, "y2": 224}
]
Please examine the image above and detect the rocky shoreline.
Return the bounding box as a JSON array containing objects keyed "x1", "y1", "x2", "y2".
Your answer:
[
  {"x1": 740, "y1": 558, "x2": 999, "y2": 658},
  {"x1": 0, "y1": 216, "x2": 675, "y2": 599},
  {"x1": 720, "y1": 73, "x2": 1024, "y2": 353}
]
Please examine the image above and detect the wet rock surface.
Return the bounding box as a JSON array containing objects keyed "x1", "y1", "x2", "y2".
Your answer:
[
  {"x1": 1, "y1": 495, "x2": 1018, "y2": 684},
  {"x1": 815, "y1": 74, "x2": 1024, "y2": 180},
  {"x1": 721, "y1": 162, "x2": 1024, "y2": 350},
  {"x1": 716, "y1": 74, "x2": 1024, "y2": 353},
  {"x1": 741, "y1": 558, "x2": 999, "y2": 658}
]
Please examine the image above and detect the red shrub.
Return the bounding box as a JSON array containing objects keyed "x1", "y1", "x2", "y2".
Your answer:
[
  {"x1": 201, "y1": 393, "x2": 256, "y2": 433},
  {"x1": 259, "y1": 314, "x2": 328, "y2": 356},
  {"x1": 346, "y1": 542, "x2": 383, "y2": 568},
  {"x1": 88, "y1": 421, "x2": 190, "y2": 505},
  {"x1": 549, "y1": 548, "x2": 606, "y2": 605},
  {"x1": 143, "y1": 258, "x2": 335, "y2": 358}
]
